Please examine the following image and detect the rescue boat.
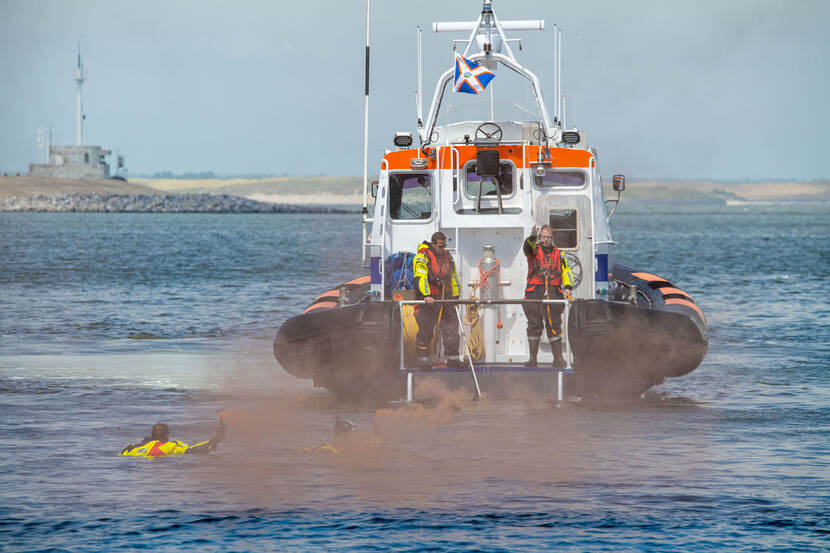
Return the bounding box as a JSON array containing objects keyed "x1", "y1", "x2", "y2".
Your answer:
[{"x1": 273, "y1": 1, "x2": 707, "y2": 400}]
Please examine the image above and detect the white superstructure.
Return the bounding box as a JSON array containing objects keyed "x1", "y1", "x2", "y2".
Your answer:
[{"x1": 364, "y1": 1, "x2": 619, "y2": 366}]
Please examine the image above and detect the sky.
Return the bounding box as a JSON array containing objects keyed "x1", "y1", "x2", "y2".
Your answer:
[{"x1": 1, "y1": 0, "x2": 828, "y2": 181}]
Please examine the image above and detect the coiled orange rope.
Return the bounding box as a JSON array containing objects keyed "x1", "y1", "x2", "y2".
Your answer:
[{"x1": 478, "y1": 258, "x2": 503, "y2": 329}]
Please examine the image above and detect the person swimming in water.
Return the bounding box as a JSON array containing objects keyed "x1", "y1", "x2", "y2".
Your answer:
[
  {"x1": 120, "y1": 419, "x2": 225, "y2": 457},
  {"x1": 300, "y1": 416, "x2": 381, "y2": 455}
]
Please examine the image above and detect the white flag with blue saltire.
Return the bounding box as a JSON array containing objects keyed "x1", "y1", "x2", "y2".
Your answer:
[{"x1": 453, "y1": 53, "x2": 495, "y2": 95}]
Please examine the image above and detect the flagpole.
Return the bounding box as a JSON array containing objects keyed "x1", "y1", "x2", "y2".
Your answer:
[
  {"x1": 361, "y1": 0, "x2": 371, "y2": 267},
  {"x1": 553, "y1": 24, "x2": 560, "y2": 123},
  {"x1": 557, "y1": 26, "x2": 562, "y2": 128},
  {"x1": 417, "y1": 26, "x2": 423, "y2": 128},
  {"x1": 490, "y1": 81, "x2": 494, "y2": 120}
]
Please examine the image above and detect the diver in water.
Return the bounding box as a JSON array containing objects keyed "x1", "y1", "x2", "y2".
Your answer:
[
  {"x1": 300, "y1": 416, "x2": 381, "y2": 455},
  {"x1": 121, "y1": 420, "x2": 225, "y2": 457}
]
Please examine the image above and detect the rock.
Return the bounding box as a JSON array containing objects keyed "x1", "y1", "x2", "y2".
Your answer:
[{"x1": 0, "y1": 193, "x2": 354, "y2": 214}]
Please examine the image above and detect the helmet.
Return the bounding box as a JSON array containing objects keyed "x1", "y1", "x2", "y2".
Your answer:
[{"x1": 333, "y1": 417, "x2": 355, "y2": 437}]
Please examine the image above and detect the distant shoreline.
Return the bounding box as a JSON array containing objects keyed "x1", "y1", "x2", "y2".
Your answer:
[
  {"x1": 0, "y1": 192, "x2": 355, "y2": 213},
  {"x1": 1, "y1": 176, "x2": 828, "y2": 207},
  {"x1": 247, "y1": 192, "x2": 364, "y2": 205}
]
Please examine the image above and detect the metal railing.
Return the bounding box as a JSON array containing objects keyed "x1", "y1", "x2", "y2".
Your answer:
[{"x1": 397, "y1": 298, "x2": 573, "y2": 401}]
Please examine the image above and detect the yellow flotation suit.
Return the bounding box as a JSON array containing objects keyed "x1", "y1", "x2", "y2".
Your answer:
[{"x1": 120, "y1": 439, "x2": 215, "y2": 457}]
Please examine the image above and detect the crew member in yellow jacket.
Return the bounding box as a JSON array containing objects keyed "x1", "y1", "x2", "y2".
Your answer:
[
  {"x1": 413, "y1": 231, "x2": 463, "y2": 369},
  {"x1": 121, "y1": 421, "x2": 225, "y2": 457}
]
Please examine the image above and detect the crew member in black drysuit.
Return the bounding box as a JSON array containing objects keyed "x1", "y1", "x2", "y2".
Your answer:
[{"x1": 523, "y1": 224, "x2": 573, "y2": 368}]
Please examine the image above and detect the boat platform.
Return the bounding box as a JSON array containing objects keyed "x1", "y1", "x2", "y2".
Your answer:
[
  {"x1": 399, "y1": 299, "x2": 574, "y2": 402},
  {"x1": 401, "y1": 363, "x2": 573, "y2": 402}
]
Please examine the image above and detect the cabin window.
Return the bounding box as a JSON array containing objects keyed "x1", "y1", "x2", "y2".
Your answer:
[
  {"x1": 464, "y1": 162, "x2": 514, "y2": 198},
  {"x1": 388, "y1": 173, "x2": 432, "y2": 220},
  {"x1": 549, "y1": 209, "x2": 578, "y2": 248},
  {"x1": 537, "y1": 171, "x2": 585, "y2": 187}
]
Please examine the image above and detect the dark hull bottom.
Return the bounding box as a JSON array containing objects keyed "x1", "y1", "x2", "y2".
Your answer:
[
  {"x1": 274, "y1": 298, "x2": 708, "y2": 401},
  {"x1": 568, "y1": 300, "x2": 707, "y2": 398},
  {"x1": 273, "y1": 301, "x2": 403, "y2": 399}
]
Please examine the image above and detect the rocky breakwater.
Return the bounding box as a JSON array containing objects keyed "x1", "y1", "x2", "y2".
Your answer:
[{"x1": 0, "y1": 193, "x2": 353, "y2": 213}]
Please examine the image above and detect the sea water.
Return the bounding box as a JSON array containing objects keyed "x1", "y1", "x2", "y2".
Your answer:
[{"x1": 0, "y1": 203, "x2": 828, "y2": 552}]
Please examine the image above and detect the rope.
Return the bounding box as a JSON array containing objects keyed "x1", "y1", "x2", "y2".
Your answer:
[
  {"x1": 544, "y1": 280, "x2": 559, "y2": 337},
  {"x1": 537, "y1": 248, "x2": 563, "y2": 337},
  {"x1": 430, "y1": 304, "x2": 444, "y2": 354},
  {"x1": 464, "y1": 284, "x2": 485, "y2": 361},
  {"x1": 478, "y1": 258, "x2": 503, "y2": 330},
  {"x1": 477, "y1": 258, "x2": 500, "y2": 292}
]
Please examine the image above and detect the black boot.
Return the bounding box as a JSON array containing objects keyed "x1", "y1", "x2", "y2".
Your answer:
[
  {"x1": 552, "y1": 341, "x2": 566, "y2": 368},
  {"x1": 525, "y1": 338, "x2": 540, "y2": 367},
  {"x1": 414, "y1": 347, "x2": 431, "y2": 369}
]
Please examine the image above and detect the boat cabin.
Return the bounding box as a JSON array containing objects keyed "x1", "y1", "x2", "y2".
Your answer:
[{"x1": 368, "y1": 129, "x2": 614, "y2": 364}]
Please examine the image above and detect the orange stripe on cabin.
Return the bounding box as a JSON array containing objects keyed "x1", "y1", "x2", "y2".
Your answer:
[
  {"x1": 438, "y1": 145, "x2": 593, "y2": 170},
  {"x1": 537, "y1": 146, "x2": 593, "y2": 168},
  {"x1": 665, "y1": 298, "x2": 705, "y2": 321},
  {"x1": 314, "y1": 290, "x2": 340, "y2": 301},
  {"x1": 345, "y1": 275, "x2": 371, "y2": 286},
  {"x1": 632, "y1": 272, "x2": 669, "y2": 283},
  {"x1": 383, "y1": 149, "x2": 436, "y2": 171},
  {"x1": 659, "y1": 287, "x2": 695, "y2": 301},
  {"x1": 303, "y1": 301, "x2": 338, "y2": 314},
  {"x1": 382, "y1": 145, "x2": 593, "y2": 171}
]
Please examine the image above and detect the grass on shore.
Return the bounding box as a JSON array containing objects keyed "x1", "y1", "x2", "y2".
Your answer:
[
  {"x1": 130, "y1": 176, "x2": 364, "y2": 197},
  {"x1": 2, "y1": 175, "x2": 828, "y2": 202}
]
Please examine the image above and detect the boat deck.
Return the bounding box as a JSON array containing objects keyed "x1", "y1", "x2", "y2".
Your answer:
[
  {"x1": 401, "y1": 362, "x2": 573, "y2": 401},
  {"x1": 401, "y1": 363, "x2": 573, "y2": 374}
]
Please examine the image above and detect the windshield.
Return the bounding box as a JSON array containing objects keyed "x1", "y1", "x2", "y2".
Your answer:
[
  {"x1": 388, "y1": 173, "x2": 432, "y2": 220},
  {"x1": 465, "y1": 162, "x2": 514, "y2": 198}
]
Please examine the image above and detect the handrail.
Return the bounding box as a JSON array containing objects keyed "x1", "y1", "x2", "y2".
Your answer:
[
  {"x1": 398, "y1": 297, "x2": 573, "y2": 402},
  {"x1": 399, "y1": 298, "x2": 568, "y2": 305},
  {"x1": 452, "y1": 146, "x2": 461, "y2": 204},
  {"x1": 450, "y1": 139, "x2": 528, "y2": 146},
  {"x1": 421, "y1": 53, "x2": 559, "y2": 147},
  {"x1": 377, "y1": 158, "x2": 390, "y2": 299}
]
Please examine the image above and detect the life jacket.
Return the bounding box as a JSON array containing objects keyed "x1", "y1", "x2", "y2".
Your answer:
[
  {"x1": 414, "y1": 242, "x2": 460, "y2": 299},
  {"x1": 526, "y1": 245, "x2": 565, "y2": 292},
  {"x1": 120, "y1": 439, "x2": 190, "y2": 457}
]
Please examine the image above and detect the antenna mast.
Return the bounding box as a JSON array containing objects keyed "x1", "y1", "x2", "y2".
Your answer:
[
  {"x1": 428, "y1": 3, "x2": 555, "y2": 143},
  {"x1": 416, "y1": 26, "x2": 423, "y2": 127},
  {"x1": 37, "y1": 128, "x2": 44, "y2": 162},
  {"x1": 361, "y1": 0, "x2": 371, "y2": 266},
  {"x1": 557, "y1": 26, "x2": 562, "y2": 129},
  {"x1": 75, "y1": 43, "x2": 86, "y2": 146}
]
